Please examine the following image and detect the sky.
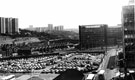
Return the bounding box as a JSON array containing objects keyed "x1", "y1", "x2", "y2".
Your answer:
[{"x1": 0, "y1": 0, "x2": 129, "y2": 29}]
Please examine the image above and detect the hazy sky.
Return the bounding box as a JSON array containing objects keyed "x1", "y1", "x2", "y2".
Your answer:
[{"x1": 0, "y1": 0, "x2": 128, "y2": 29}]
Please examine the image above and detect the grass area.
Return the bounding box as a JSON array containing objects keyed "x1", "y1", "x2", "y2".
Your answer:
[{"x1": 0, "y1": 37, "x2": 40, "y2": 44}]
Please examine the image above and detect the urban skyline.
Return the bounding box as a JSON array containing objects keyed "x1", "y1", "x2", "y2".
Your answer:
[
  {"x1": 27, "y1": 24, "x2": 64, "y2": 32},
  {"x1": 0, "y1": 0, "x2": 134, "y2": 80},
  {"x1": 0, "y1": 0, "x2": 128, "y2": 29}
]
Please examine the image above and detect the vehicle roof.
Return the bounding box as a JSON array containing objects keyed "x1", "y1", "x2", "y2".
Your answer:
[
  {"x1": 86, "y1": 74, "x2": 95, "y2": 79},
  {"x1": 116, "y1": 72, "x2": 120, "y2": 77},
  {"x1": 98, "y1": 70, "x2": 105, "y2": 74}
]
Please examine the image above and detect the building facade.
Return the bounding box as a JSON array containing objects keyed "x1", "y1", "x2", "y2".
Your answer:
[
  {"x1": 123, "y1": 4, "x2": 135, "y2": 68},
  {"x1": 79, "y1": 24, "x2": 123, "y2": 49},
  {"x1": 79, "y1": 24, "x2": 108, "y2": 49},
  {"x1": 107, "y1": 27, "x2": 123, "y2": 46}
]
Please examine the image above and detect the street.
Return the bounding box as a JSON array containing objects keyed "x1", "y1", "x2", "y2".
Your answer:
[{"x1": 98, "y1": 48, "x2": 119, "y2": 80}]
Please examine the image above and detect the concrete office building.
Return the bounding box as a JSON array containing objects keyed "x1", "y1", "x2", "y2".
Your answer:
[
  {"x1": 79, "y1": 24, "x2": 123, "y2": 49},
  {"x1": 79, "y1": 24, "x2": 108, "y2": 49},
  {"x1": 122, "y1": 3, "x2": 135, "y2": 68}
]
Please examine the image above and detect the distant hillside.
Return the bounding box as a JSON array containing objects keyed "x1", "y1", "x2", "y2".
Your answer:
[
  {"x1": 0, "y1": 29, "x2": 79, "y2": 44},
  {"x1": 17, "y1": 29, "x2": 79, "y2": 40},
  {"x1": 10, "y1": 29, "x2": 59, "y2": 40}
]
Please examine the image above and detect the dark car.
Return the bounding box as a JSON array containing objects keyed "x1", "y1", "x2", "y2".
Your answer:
[
  {"x1": 110, "y1": 66, "x2": 114, "y2": 70},
  {"x1": 97, "y1": 74, "x2": 105, "y2": 80},
  {"x1": 91, "y1": 70, "x2": 98, "y2": 74}
]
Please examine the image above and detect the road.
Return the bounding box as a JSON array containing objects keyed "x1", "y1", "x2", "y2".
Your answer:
[{"x1": 97, "y1": 48, "x2": 119, "y2": 80}]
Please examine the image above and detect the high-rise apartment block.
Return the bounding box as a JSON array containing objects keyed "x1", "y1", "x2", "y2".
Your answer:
[
  {"x1": 0, "y1": 17, "x2": 18, "y2": 34},
  {"x1": 59, "y1": 25, "x2": 64, "y2": 31},
  {"x1": 0, "y1": 17, "x2": 5, "y2": 34},
  {"x1": 48, "y1": 24, "x2": 53, "y2": 30},
  {"x1": 54, "y1": 25, "x2": 64, "y2": 31}
]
